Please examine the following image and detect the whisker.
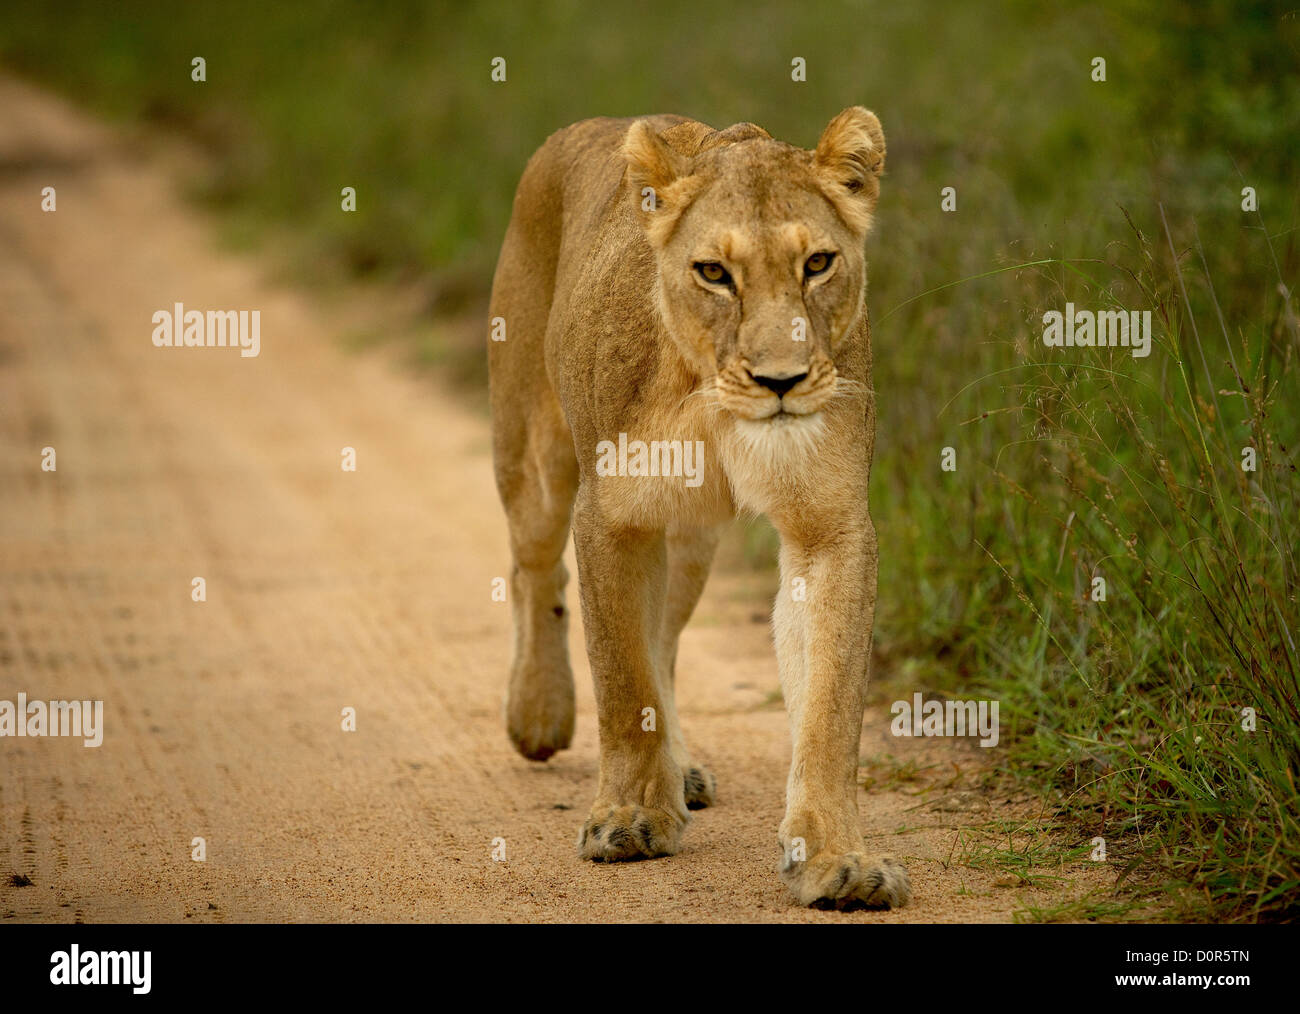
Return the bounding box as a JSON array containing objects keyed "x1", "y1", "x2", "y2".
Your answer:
[
  {"x1": 832, "y1": 377, "x2": 871, "y2": 401},
  {"x1": 681, "y1": 382, "x2": 720, "y2": 411}
]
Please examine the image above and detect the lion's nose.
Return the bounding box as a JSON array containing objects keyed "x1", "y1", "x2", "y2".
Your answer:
[{"x1": 750, "y1": 370, "x2": 808, "y2": 398}]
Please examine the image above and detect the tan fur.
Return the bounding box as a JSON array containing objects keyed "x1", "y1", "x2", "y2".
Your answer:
[{"x1": 488, "y1": 108, "x2": 910, "y2": 909}]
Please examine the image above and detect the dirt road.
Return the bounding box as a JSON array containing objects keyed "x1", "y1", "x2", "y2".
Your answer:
[{"x1": 0, "y1": 76, "x2": 1113, "y2": 922}]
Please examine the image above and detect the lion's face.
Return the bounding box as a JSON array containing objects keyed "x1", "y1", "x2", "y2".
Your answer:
[
  {"x1": 659, "y1": 168, "x2": 865, "y2": 424},
  {"x1": 625, "y1": 108, "x2": 885, "y2": 428}
]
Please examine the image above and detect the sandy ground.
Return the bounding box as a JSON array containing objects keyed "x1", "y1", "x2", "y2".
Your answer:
[{"x1": 0, "y1": 75, "x2": 1118, "y2": 922}]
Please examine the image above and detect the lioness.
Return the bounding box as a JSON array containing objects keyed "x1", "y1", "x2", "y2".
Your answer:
[{"x1": 488, "y1": 108, "x2": 910, "y2": 910}]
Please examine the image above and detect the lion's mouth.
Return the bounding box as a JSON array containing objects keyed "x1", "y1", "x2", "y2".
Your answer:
[
  {"x1": 761, "y1": 407, "x2": 816, "y2": 423},
  {"x1": 718, "y1": 401, "x2": 819, "y2": 424}
]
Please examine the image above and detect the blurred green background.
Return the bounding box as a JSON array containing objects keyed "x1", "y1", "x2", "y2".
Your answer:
[{"x1": 3, "y1": 0, "x2": 1297, "y2": 920}]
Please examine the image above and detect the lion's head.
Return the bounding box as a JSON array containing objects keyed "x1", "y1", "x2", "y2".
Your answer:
[{"x1": 623, "y1": 107, "x2": 885, "y2": 433}]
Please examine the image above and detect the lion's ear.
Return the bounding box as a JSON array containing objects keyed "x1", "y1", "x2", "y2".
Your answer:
[
  {"x1": 623, "y1": 120, "x2": 700, "y2": 244},
  {"x1": 813, "y1": 106, "x2": 885, "y2": 232},
  {"x1": 623, "y1": 119, "x2": 687, "y2": 198}
]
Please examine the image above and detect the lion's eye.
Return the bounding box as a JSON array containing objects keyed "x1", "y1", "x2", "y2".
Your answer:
[
  {"x1": 804, "y1": 252, "x2": 834, "y2": 278},
  {"x1": 695, "y1": 262, "x2": 732, "y2": 286}
]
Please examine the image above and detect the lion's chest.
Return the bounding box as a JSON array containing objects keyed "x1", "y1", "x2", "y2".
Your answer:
[{"x1": 588, "y1": 427, "x2": 736, "y2": 528}]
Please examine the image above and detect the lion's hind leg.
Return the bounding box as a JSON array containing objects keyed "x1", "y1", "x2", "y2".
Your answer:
[
  {"x1": 658, "y1": 524, "x2": 722, "y2": 808},
  {"x1": 488, "y1": 175, "x2": 578, "y2": 762},
  {"x1": 492, "y1": 390, "x2": 579, "y2": 762}
]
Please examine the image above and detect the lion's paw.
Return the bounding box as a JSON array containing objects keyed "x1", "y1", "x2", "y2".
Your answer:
[
  {"x1": 683, "y1": 765, "x2": 716, "y2": 810},
  {"x1": 780, "y1": 850, "x2": 911, "y2": 911},
  {"x1": 578, "y1": 805, "x2": 684, "y2": 861},
  {"x1": 506, "y1": 676, "x2": 574, "y2": 762}
]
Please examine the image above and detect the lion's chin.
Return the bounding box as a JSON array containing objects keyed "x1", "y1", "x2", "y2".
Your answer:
[{"x1": 732, "y1": 410, "x2": 827, "y2": 462}]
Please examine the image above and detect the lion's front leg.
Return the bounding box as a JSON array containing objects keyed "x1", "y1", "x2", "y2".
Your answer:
[
  {"x1": 771, "y1": 517, "x2": 911, "y2": 909},
  {"x1": 571, "y1": 502, "x2": 690, "y2": 861}
]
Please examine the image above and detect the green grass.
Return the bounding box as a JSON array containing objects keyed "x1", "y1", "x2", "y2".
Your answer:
[
  {"x1": 1015, "y1": 894, "x2": 1151, "y2": 924},
  {"x1": 3, "y1": 0, "x2": 1296, "y2": 920},
  {"x1": 954, "y1": 825, "x2": 1080, "y2": 888}
]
